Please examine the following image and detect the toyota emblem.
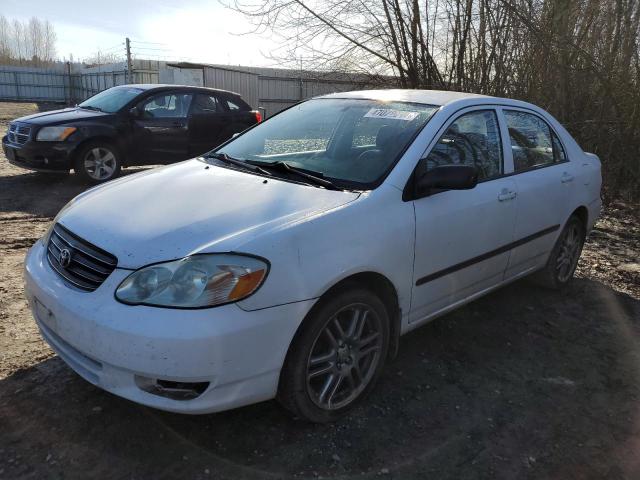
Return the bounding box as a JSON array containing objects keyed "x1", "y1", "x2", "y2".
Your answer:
[{"x1": 59, "y1": 248, "x2": 73, "y2": 268}]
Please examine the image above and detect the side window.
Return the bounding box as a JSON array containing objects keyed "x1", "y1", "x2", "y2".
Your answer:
[
  {"x1": 424, "y1": 110, "x2": 503, "y2": 181},
  {"x1": 191, "y1": 94, "x2": 222, "y2": 114},
  {"x1": 226, "y1": 98, "x2": 241, "y2": 110},
  {"x1": 142, "y1": 93, "x2": 192, "y2": 118},
  {"x1": 504, "y1": 110, "x2": 561, "y2": 171},
  {"x1": 551, "y1": 130, "x2": 566, "y2": 162}
]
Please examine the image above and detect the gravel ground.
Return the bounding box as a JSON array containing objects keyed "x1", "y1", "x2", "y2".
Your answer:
[{"x1": 0, "y1": 102, "x2": 639, "y2": 480}]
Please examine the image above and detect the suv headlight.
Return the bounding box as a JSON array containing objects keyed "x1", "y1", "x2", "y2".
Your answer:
[
  {"x1": 115, "y1": 254, "x2": 269, "y2": 308},
  {"x1": 36, "y1": 126, "x2": 77, "y2": 141}
]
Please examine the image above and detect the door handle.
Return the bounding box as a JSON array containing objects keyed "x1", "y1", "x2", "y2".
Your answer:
[
  {"x1": 498, "y1": 189, "x2": 517, "y2": 202},
  {"x1": 561, "y1": 172, "x2": 574, "y2": 183}
]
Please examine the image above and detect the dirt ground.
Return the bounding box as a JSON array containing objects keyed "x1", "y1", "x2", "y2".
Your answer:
[{"x1": 0, "y1": 102, "x2": 639, "y2": 480}]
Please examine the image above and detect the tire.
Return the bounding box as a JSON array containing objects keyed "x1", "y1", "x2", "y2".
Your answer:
[
  {"x1": 533, "y1": 215, "x2": 586, "y2": 289},
  {"x1": 74, "y1": 141, "x2": 122, "y2": 184},
  {"x1": 278, "y1": 287, "x2": 390, "y2": 423}
]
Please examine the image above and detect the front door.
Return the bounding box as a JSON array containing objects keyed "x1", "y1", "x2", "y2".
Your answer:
[
  {"x1": 410, "y1": 108, "x2": 517, "y2": 323},
  {"x1": 132, "y1": 92, "x2": 193, "y2": 164}
]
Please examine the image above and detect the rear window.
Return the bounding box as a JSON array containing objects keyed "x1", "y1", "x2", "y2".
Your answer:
[{"x1": 224, "y1": 96, "x2": 250, "y2": 111}]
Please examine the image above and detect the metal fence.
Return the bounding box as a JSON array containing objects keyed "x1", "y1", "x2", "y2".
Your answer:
[
  {"x1": 0, "y1": 61, "x2": 387, "y2": 116},
  {"x1": 200, "y1": 64, "x2": 381, "y2": 117},
  {"x1": 0, "y1": 67, "x2": 70, "y2": 103},
  {"x1": 0, "y1": 64, "x2": 159, "y2": 104}
]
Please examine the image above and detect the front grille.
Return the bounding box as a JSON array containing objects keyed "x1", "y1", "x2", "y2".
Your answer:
[
  {"x1": 7, "y1": 122, "x2": 31, "y2": 145},
  {"x1": 46, "y1": 224, "x2": 118, "y2": 291}
]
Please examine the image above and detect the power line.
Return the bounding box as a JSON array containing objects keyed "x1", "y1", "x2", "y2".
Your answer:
[
  {"x1": 101, "y1": 43, "x2": 124, "y2": 50},
  {"x1": 100, "y1": 45, "x2": 125, "y2": 55},
  {"x1": 130, "y1": 40, "x2": 168, "y2": 46},
  {"x1": 130, "y1": 46, "x2": 171, "y2": 52}
]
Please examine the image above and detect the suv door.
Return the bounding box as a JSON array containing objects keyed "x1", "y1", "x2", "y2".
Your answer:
[
  {"x1": 188, "y1": 93, "x2": 226, "y2": 156},
  {"x1": 132, "y1": 92, "x2": 193, "y2": 163},
  {"x1": 409, "y1": 107, "x2": 518, "y2": 323},
  {"x1": 499, "y1": 108, "x2": 574, "y2": 279}
]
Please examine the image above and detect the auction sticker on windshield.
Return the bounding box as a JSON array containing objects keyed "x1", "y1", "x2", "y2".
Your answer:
[{"x1": 364, "y1": 108, "x2": 420, "y2": 121}]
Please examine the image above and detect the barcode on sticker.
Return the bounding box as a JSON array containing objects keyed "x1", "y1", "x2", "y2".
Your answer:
[{"x1": 364, "y1": 108, "x2": 420, "y2": 121}]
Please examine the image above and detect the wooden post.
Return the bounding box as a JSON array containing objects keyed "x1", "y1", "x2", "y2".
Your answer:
[{"x1": 126, "y1": 37, "x2": 133, "y2": 84}]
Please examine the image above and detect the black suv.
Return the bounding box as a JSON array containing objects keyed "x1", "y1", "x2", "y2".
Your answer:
[{"x1": 2, "y1": 84, "x2": 261, "y2": 183}]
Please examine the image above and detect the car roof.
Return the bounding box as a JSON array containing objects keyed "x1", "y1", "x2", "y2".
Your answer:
[
  {"x1": 118, "y1": 84, "x2": 243, "y2": 98},
  {"x1": 317, "y1": 89, "x2": 502, "y2": 107}
]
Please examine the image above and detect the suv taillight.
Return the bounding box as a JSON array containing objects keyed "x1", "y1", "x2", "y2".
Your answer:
[{"x1": 253, "y1": 110, "x2": 262, "y2": 123}]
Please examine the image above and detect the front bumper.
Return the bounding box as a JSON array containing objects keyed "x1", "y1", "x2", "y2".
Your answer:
[
  {"x1": 24, "y1": 241, "x2": 315, "y2": 414},
  {"x1": 3, "y1": 136, "x2": 75, "y2": 172}
]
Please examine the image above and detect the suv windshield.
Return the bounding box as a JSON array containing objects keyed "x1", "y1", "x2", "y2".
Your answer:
[
  {"x1": 215, "y1": 98, "x2": 438, "y2": 188},
  {"x1": 78, "y1": 86, "x2": 144, "y2": 113}
]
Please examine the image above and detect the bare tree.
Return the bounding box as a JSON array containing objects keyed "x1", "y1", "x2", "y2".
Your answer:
[
  {"x1": 83, "y1": 49, "x2": 124, "y2": 67},
  {"x1": 228, "y1": 0, "x2": 640, "y2": 199},
  {"x1": 42, "y1": 19, "x2": 56, "y2": 63},
  {"x1": 0, "y1": 15, "x2": 57, "y2": 66},
  {"x1": 0, "y1": 16, "x2": 11, "y2": 62},
  {"x1": 11, "y1": 18, "x2": 26, "y2": 63}
]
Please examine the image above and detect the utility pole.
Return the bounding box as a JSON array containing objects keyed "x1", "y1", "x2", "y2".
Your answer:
[
  {"x1": 125, "y1": 37, "x2": 133, "y2": 84},
  {"x1": 66, "y1": 61, "x2": 72, "y2": 105}
]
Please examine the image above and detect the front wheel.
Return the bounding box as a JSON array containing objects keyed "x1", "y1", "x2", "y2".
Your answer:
[
  {"x1": 74, "y1": 142, "x2": 122, "y2": 184},
  {"x1": 278, "y1": 288, "x2": 390, "y2": 423}
]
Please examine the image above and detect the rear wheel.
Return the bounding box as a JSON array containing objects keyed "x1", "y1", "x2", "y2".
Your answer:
[
  {"x1": 534, "y1": 215, "x2": 586, "y2": 289},
  {"x1": 278, "y1": 288, "x2": 390, "y2": 423},
  {"x1": 74, "y1": 142, "x2": 121, "y2": 184}
]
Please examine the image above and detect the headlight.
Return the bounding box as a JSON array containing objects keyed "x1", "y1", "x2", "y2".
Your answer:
[
  {"x1": 36, "y1": 126, "x2": 77, "y2": 141},
  {"x1": 115, "y1": 254, "x2": 269, "y2": 308}
]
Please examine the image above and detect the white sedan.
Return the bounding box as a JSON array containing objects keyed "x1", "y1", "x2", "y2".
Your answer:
[{"x1": 24, "y1": 90, "x2": 602, "y2": 422}]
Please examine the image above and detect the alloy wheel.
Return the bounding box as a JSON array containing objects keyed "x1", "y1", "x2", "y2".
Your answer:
[
  {"x1": 84, "y1": 147, "x2": 117, "y2": 181},
  {"x1": 556, "y1": 222, "x2": 582, "y2": 282},
  {"x1": 306, "y1": 303, "x2": 383, "y2": 410}
]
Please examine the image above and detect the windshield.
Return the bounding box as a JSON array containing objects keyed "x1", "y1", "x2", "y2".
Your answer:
[
  {"x1": 215, "y1": 98, "x2": 438, "y2": 188},
  {"x1": 78, "y1": 86, "x2": 144, "y2": 113}
]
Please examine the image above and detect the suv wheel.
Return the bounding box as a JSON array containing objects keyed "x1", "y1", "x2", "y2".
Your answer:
[
  {"x1": 278, "y1": 287, "x2": 390, "y2": 423},
  {"x1": 74, "y1": 142, "x2": 121, "y2": 184}
]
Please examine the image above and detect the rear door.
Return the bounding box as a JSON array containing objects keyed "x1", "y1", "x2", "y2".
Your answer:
[
  {"x1": 188, "y1": 93, "x2": 226, "y2": 156},
  {"x1": 499, "y1": 108, "x2": 575, "y2": 279},
  {"x1": 132, "y1": 91, "x2": 193, "y2": 163},
  {"x1": 219, "y1": 94, "x2": 257, "y2": 142},
  {"x1": 410, "y1": 107, "x2": 518, "y2": 322}
]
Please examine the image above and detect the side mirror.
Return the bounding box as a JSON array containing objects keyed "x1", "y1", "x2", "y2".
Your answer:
[
  {"x1": 129, "y1": 107, "x2": 141, "y2": 118},
  {"x1": 415, "y1": 165, "x2": 478, "y2": 196}
]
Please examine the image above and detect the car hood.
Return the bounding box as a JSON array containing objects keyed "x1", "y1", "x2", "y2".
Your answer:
[
  {"x1": 16, "y1": 107, "x2": 109, "y2": 126},
  {"x1": 57, "y1": 160, "x2": 360, "y2": 268}
]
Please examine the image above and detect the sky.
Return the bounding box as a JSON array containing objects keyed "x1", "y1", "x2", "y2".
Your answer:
[{"x1": 4, "y1": 0, "x2": 278, "y2": 66}]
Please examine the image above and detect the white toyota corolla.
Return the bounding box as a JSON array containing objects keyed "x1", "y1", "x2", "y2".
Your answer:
[{"x1": 24, "y1": 90, "x2": 602, "y2": 422}]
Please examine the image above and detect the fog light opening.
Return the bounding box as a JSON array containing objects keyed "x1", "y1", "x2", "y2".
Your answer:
[{"x1": 135, "y1": 375, "x2": 209, "y2": 400}]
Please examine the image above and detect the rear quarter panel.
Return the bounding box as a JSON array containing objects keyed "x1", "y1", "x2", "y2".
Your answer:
[{"x1": 578, "y1": 152, "x2": 603, "y2": 231}]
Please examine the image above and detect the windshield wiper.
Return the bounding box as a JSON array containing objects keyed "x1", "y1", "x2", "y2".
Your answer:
[
  {"x1": 207, "y1": 152, "x2": 272, "y2": 176},
  {"x1": 247, "y1": 160, "x2": 341, "y2": 190},
  {"x1": 78, "y1": 105, "x2": 103, "y2": 112}
]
